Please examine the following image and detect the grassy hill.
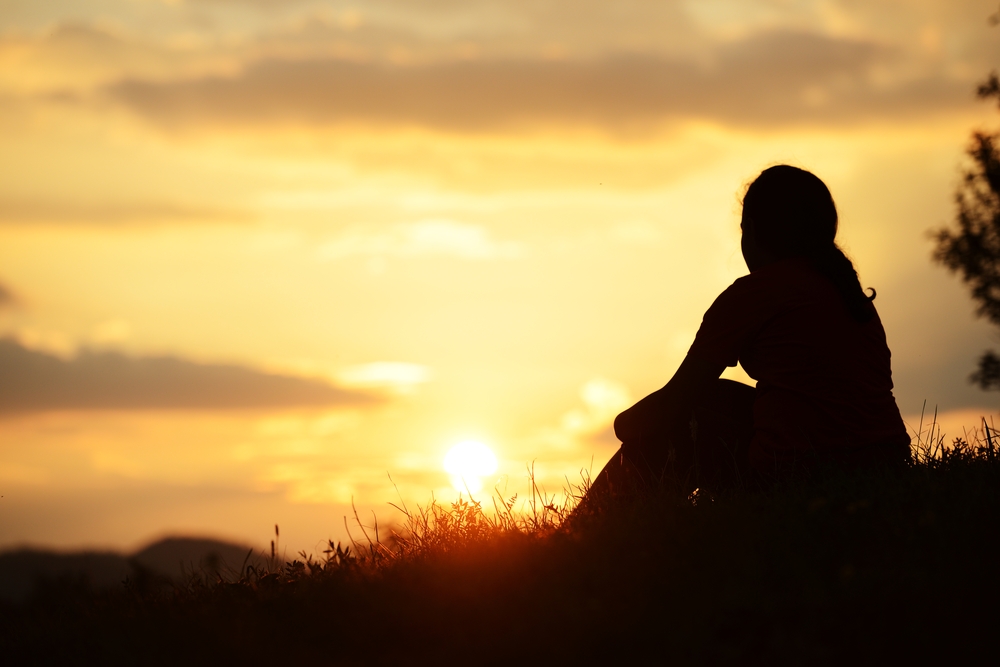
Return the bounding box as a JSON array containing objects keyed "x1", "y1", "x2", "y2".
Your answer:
[{"x1": 2, "y1": 432, "x2": 999, "y2": 665}]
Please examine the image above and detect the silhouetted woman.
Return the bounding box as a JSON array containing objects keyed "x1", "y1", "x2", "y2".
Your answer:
[{"x1": 590, "y1": 165, "x2": 910, "y2": 499}]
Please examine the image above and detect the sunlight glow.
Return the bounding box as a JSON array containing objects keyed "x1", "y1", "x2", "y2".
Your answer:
[{"x1": 443, "y1": 440, "x2": 498, "y2": 494}]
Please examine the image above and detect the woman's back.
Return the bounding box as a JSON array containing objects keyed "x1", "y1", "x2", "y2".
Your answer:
[{"x1": 688, "y1": 256, "x2": 909, "y2": 474}]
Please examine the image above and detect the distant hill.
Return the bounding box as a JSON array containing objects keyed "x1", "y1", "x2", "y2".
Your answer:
[
  {"x1": 132, "y1": 536, "x2": 261, "y2": 581},
  {"x1": 0, "y1": 549, "x2": 129, "y2": 602},
  {"x1": 0, "y1": 536, "x2": 263, "y2": 602}
]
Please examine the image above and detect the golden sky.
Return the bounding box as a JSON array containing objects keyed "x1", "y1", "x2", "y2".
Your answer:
[{"x1": 2, "y1": 0, "x2": 1000, "y2": 554}]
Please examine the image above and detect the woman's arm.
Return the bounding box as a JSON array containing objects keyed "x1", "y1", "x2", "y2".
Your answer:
[{"x1": 613, "y1": 353, "x2": 725, "y2": 443}]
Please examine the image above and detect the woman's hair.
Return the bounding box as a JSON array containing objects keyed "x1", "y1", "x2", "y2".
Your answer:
[{"x1": 742, "y1": 165, "x2": 875, "y2": 323}]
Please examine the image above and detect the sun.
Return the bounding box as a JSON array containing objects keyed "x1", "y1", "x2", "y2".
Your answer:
[{"x1": 443, "y1": 440, "x2": 498, "y2": 494}]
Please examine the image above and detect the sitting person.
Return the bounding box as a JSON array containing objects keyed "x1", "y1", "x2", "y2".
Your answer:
[{"x1": 589, "y1": 165, "x2": 911, "y2": 500}]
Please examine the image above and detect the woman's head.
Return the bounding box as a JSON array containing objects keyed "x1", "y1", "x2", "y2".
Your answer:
[
  {"x1": 741, "y1": 164, "x2": 876, "y2": 322},
  {"x1": 741, "y1": 165, "x2": 838, "y2": 265}
]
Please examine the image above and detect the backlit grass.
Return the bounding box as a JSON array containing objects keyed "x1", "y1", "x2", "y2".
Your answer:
[{"x1": 3, "y1": 419, "x2": 999, "y2": 665}]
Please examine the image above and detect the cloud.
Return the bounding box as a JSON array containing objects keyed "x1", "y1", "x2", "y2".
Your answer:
[
  {"x1": 336, "y1": 362, "x2": 432, "y2": 394},
  {"x1": 561, "y1": 378, "x2": 631, "y2": 435},
  {"x1": 0, "y1": 338, "x2": 374, "y2": 412},
  {"x1": 0, "y1": 198, "x2": 252, "y2": 225},
  {"x1": 107, "y1": 30, "x2": 971, "y2": 133},
  {"x1": 528, "y1": 377, "x2": 631, "y2": 452},
  {"x1": 0, "y1": 282, "x2": 13, "y2": 308},
  {"x1": 0, "y1": 23, "x2": 216, "y2": 95},
  {"x1": 317, "y1": 220, "x2": 522, "y2": 261}
]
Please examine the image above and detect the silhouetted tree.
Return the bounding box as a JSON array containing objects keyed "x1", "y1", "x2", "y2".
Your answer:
[{"x1": 933, "y1": 73, "x2": 1000, "y2": 390}]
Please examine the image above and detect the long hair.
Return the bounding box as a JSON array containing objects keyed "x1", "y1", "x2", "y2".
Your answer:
[{"x1": 742, "y1": 165, "x2": 875, "y2": 323}]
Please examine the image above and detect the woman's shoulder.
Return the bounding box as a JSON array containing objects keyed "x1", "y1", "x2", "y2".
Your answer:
[
  {"x1": 706, "y1": 258, "x2": 854, "y2": 334},
  {"x1": 693, "y1": 260, "x2": 822, "y2": 366},
  {"x1": 721, "y1": 258, "x2": 824, "y2": 300}
]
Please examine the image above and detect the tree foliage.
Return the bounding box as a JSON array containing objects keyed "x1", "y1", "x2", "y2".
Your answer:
[{"x1": 933, "y1": 73, "x2": 1000, "y2": 390}]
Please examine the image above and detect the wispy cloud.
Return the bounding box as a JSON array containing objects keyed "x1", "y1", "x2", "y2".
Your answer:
[
  {"x1": 337, "y1": 362, "x2": 432, "y2": 394},
  {"x1": 0, "y1": 282, "x2": 13, "y2": 307},
  {"x1": 317, "y1": 220, "x2": 522, "y2": 260},
  {"x1": 561, "y1": 377, "x2": 631, "y2": 439},
  {"x1": 0, "y1": 338, "x2": 375, "y2": 412},
  {"x1": 525, "y1": 377, "x2": 632, "y2": 453},
  {"x1": 0, "y1": 198, "x2": 252, "y2": 226}
]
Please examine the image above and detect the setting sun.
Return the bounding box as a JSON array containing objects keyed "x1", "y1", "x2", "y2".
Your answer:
[{"x1": 443, "y1": 441, "x2": 498, "y2": 494}]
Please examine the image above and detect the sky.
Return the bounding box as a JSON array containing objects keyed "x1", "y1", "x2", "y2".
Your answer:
[{"x1": 2, "y1": 0, "x2": 1000, "y2": 555}]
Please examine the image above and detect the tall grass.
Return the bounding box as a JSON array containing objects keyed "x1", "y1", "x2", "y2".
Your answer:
[{"x1": 3, "y1": 421, "x2": 1000, "y2": 665}]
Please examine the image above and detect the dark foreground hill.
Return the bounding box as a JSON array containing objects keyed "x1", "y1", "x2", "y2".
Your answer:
[{"x1": 2, "y1": 437, "x2": 999, "y2": 665}]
